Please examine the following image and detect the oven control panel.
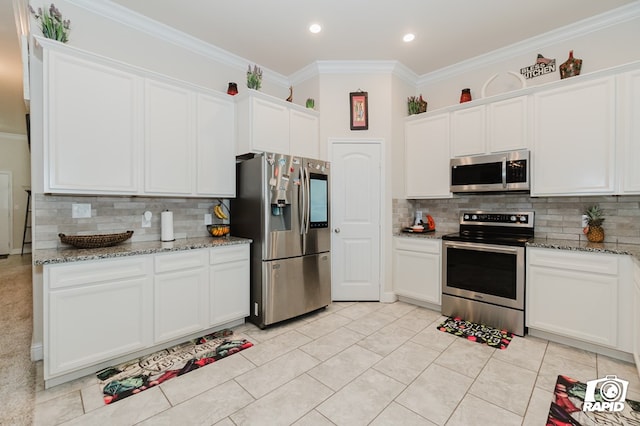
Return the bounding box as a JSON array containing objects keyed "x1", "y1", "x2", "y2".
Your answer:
[{"x1": 460, "y1": 211, "x2": 534, "y2": 227}]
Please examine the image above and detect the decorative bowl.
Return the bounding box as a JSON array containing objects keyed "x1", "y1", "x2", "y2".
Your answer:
[
  {"x1": 58, "y1": 230, "x2": 134, "y2": 248},
  {"x1": 207, "y1": 224, "x2": 230, "y2": 237}
]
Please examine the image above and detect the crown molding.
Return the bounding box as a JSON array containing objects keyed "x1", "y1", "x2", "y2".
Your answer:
[
  {"x1": 12, "y1": 0, "x2": 30, "y2": 39},
  {"x1": 66, "y1": 0, "x2": 290, "y2": 88},
  {"x1": 417, "y1": 2, "x2": 640, "y2": 86},
  {"x1": 289, "y1": 62, "x2": 320, "y2": 86},
  {"x1": 62, "y1": 0, "x2": 640, "y2": 90}
]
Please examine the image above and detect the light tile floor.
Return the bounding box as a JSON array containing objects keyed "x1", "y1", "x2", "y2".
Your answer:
[{"x1": 33, "y1": 301, "x2": 640, "y2": 425}]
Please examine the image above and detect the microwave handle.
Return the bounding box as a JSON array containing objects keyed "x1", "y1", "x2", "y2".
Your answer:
[{"x1": 501, "y1": 157, "x2": 507, "y2": 188}]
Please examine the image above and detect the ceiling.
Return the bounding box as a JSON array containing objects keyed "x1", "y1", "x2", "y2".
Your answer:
[
  {"x1": 108, "y1": 0, "x2": 635, "y2": 76},
  {"x1": 0, "y1": 0, "x2": 637, "y2": 133}
]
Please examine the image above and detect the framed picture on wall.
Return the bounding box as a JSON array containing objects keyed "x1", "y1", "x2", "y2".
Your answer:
[{"x1": 349, "y1": 91, "x2": 368, "y2": 130}]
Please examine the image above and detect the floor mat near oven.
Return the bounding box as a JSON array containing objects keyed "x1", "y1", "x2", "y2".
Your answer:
[{"x1": 436, "y1": 316, "x2": 513, "y2": 349}]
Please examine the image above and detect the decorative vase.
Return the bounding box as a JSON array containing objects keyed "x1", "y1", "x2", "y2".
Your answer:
[
  {"x1": 460, "y1": 88, "x2": 472, "y2": 103},
  {"x1": 586, "y1": 225, "x2": 604, "y2": 243},
  {"x1": 227, "y1": 82, "x2": 238, "y2": 96},
  {"x1": 306, "y1": 98, "x2": 315, "y2": 109},
  {"x1": 418, "y1": 95, "x2": 428, "y2": 113},
  {"x1": 559, "y1": 50, "x2": 582, "y2": 79}
]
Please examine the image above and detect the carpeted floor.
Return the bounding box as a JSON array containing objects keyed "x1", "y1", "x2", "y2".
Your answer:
[{"x1": 0, "y1": 254, "x2": 36, "y2": 425}]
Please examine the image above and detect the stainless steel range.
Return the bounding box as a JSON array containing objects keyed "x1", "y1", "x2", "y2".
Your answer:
[{"x1": 441, "y1": 211, "x2": 534, "y2": 336}]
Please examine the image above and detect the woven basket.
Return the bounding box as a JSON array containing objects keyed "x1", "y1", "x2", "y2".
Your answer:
[{"x1": 58, "y1": 230, "x2": 134, "y2": 249}]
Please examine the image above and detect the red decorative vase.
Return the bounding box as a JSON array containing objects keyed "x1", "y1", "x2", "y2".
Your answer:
[
  {"x1": 559, "y1": 51, "x2": 582, "y2": 79},
  {"x1": 460, "y1": 88, "x2": 472, "y2": 103},
  {"x1": 227, "y1": 82, "x2": 238, "y2": 96}
]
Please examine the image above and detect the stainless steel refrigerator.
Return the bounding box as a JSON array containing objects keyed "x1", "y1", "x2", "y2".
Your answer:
[{"x1": 232, "y1": 152, "x2": 331, "y2": 328}]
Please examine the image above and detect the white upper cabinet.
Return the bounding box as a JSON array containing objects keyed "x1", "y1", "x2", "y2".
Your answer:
[
  {"x1": 487, "y1": 96, "x2": 529, "y2": 153},
  {"x1": 451, "y1": 106, "x2": 486, "y2": 157},
  {"x1": 236, "y1": 91, "x2": 289, "y2": 155},
  {"x1": 618, "y1": 69, "x2": 640, "y2": 194},
  {"x1": 44, "y1": 48, "x2": 141, "y2": 194},
  {"x1": 290, "y1": 108, "x2": 320, "y2": 159},
  {"x1": 236, "y1": 90, "x2": 320, "y2": 158},
  {"x1": 196, "y1": 93, "x2": 236, "y2": 197},
  {"x1": 451, "y1": 96, "x2": 528, "y2": 157},
  {"x1": 144, "y1": 79, "x2": 193, "y2": 195},
  {"x1": 531, "y1": 76, "x2": 616, "y2": 196},
  {"x1": 405, "y1": 113, "x2": 451, "y2": 199},
  {"x1": 37, "y1": 38, "x2": 236, "y2": 198}
]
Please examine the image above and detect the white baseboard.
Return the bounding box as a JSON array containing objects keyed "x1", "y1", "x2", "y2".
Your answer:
[
  {"x1": 379, "y1": 291, "x2": 398, "y2": 303},
  {"x1": 528, "y1": 328, "x2": 634, "y2": 364},
  {"x1": 31, "y1": 342, "x2": 43, "y2": 361}
]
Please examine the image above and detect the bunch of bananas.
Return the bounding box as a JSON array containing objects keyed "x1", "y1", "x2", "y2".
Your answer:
[
  {"x1": 209, "y1": 225, "x2": 230, "y2": 237},
  {"x1": 213, "y1": 204, "x2": 228, "y2": 220}
]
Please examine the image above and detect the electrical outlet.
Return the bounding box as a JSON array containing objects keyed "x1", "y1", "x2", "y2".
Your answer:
[
  {"x1": 204, "y1": 213, "x2": 213, "y2": 225},
  {"x1": 142, "y1": 211, "x2": 152, "y2": 228},
  {"x1": 581, "y1": 215, "x2": 589, "y2": 228},
  {"x1": 71, "y1": 203, "x2": 91, "y2": 218}
]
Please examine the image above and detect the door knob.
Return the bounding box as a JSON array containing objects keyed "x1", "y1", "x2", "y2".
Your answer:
[{"x1": 334, "y1": 228, "x2": 340, "y2": 233}]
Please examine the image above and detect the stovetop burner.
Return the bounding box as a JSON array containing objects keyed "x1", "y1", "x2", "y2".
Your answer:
[{"x1": 442, "y1": 211, "x2": 535, "y2": 247}]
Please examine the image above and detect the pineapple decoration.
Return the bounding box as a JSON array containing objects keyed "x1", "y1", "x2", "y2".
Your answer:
[{"x1": 583, "y1": 204, "x2": 605, "y2": 243}]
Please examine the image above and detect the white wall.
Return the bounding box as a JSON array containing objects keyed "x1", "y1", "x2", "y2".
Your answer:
[
  {"x1": 417, "y1": 14, "x2": 640, "y2": 110},
  {"x1": 0, "y1": 132, "x2": 31, "y2": 253},
  {"x1": 46, "y1": 0, "x2": 292, "y2": 101},
  {"x1": 309, "y1": 70, "x2": 413, "y2": 299}
]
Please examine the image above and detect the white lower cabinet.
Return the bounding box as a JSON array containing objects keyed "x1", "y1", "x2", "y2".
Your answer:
[
  {"x1": 393, "y1": 237, "x2": 441, "y2": 306},
  {"x1": 210, "y1": 245, "x2": 250, "y2": 326},
  {"x1": 44, "y1": 244, "x2": 250, "y2": 385},
  {"x1": 526, "y1": 247, "x2": 633, "y2": 352},
  {"x1": 45, "y1": 256, "x2": 153, "y2": 378},
  {"x1": 154, "y1": 250, "x2": 209, "y2": 344}
]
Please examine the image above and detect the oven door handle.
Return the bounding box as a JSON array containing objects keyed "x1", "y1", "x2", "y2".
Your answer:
[{"x1": 443, "y1": 241, "x2": 520, "y2": 255}]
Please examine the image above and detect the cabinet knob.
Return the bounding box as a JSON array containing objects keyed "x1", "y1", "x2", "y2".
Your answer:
[{"x1": 334, "y1": 228, "x2": 340, "y2": 234}]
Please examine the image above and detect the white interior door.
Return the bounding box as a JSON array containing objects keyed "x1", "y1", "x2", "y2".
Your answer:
[
  {"x1": 0, "y1": 172, "x2": 12, "y2": 256},
  {"x1": 330, "y1": 141, "x2": 381, "y2": 300}
]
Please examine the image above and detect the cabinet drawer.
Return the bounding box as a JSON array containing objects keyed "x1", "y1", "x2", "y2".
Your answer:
[
  {"x1": 394, "y1": 237, "x2": 441, "y2": 254},
  {"x1": 210, "y1": 244, "x2": 250, "y2": 265},
  {"x1": 527, "y1": 248, "x2": 618, "y2": 275},
  {"x1": 47, "y1": 257, "x2": 151, "y2": 289},
  {"x1": 154, "y1": 250, "x2": 207, "y2": 273}
]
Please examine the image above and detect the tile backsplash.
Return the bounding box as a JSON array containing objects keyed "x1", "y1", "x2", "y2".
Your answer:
[
  {"x1": 393, "y1": 194, "x2": 640, "y2": 244},
  {"x1": 33, "y1": 194, "x2": 227, "y2": 249}
]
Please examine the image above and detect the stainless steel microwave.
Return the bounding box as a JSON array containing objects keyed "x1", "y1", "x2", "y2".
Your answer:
[{"x1": 450, "y1": 150, "x2": 530, "y2": 193}]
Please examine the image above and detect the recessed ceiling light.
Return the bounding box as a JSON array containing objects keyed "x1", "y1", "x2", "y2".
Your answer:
[
  {"x1": 403, "y1": 33, "x2": 415, "y2": 42},
  {"x1": 309, "y1": 24, "x2": 322, "y2": 34}
]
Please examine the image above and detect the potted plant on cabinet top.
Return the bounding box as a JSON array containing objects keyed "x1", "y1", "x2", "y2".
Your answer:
[
  {"x1": 30, "y1": 3, "x2": 71, "y2": 43},
  {"x1": 247, "y1": 65, "x2": 263, "y2": 90}
]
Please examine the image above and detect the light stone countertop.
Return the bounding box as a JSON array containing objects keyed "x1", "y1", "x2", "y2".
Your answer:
[
  {"x1": 32, "y1": 236, "x2": 252, "y2": 265},
  {"x1": 394, "y1": 232, "x2": 640, "y2": 261},
  {"x1": 393, "y1": 230, "x2": 451, "y2": 240},
  {"x1": 526, "y1": 238, "x2": 640, "y2": 259}
]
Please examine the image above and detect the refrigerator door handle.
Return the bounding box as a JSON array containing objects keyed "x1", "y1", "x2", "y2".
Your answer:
[
  {"x1": 299, "y1": 166, "x2": 306, "y2": 235},
  {"x1": 304, "y1": 165, "x2": 311, "y2": 234}
]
